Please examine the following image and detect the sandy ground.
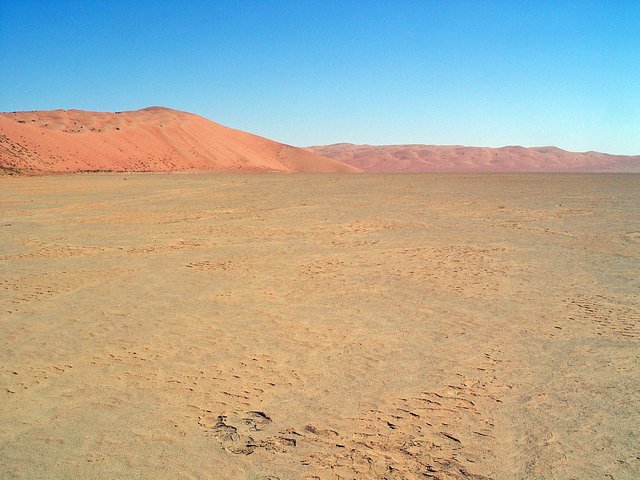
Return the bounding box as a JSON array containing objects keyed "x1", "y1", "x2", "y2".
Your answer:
[{"x1": 1, "y1": 173, "x2": 638, "y2": 479}]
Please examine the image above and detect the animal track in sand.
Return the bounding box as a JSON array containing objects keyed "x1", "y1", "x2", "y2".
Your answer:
[
  {"x1": 2, "y1": 364, "x2": 75, "y2": 394},
  {"x1": 622, "y1": 231, "x2": 640, "y2": 244},
  {"x1": 185, "y1": 258, "x2": 244, "y2": 272},
  {"x1": 329, "y1": 238, "x2": 380, "y2": 248},
  {"x1": 396, "y1": 245, "x2": 513, "y2": 299},
  {"x1": 339, "y1": 218, "x2": 417, "y2": 235},
  {"x1": 0, "y1": 241, "x2": 106, "y2": 261},
  {"x1": 293, "y1": 246, "x2": 513, "y2": 302},
  {"x1": 564, "y1": 293, "x2": 640, "y2": 339},
  {"x1": 124, "y1": 240, "x2": 200, "y2": 255},
  {"x1": 196, "y1": 334, "x2": 505, "y2": 478},
  {"x1": 0, "y1": 270, "x2": 117, "y2": 312},
  {"x1": 196, "y1": 354, "x2": 503, "y2": 480}
]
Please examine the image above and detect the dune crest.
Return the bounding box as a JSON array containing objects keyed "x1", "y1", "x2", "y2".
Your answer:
[
  {"x1": 0, "y1": 108, "x2": 359, "y2": 174},
  {"x1": 308, "y1": 143, "x2": 640, "y2": 173}
]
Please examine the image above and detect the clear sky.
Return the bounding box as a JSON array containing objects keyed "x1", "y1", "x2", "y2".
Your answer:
[{"x1": 1, "y1": 1, "x2": 639, "y2": 154}]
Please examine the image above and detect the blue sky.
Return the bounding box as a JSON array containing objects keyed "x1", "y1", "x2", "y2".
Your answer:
[{"x1": 1, "y1": 1, "x2": 639, "y2": 154}]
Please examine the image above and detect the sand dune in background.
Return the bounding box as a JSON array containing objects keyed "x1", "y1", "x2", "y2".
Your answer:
[
  {"x1": 0, "y1": 107, "x2": 359, "y2": 174},
  {"x1": 4, "y1": 107, "x2": 638, "y2": 175},
  {"x1": 308, "y1": 143, "x2": 640, "y2": 172}
]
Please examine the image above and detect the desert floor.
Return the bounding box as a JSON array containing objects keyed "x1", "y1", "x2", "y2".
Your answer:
[{"x1": 1, "y1": 173, "x2": 638, "y2": 480}]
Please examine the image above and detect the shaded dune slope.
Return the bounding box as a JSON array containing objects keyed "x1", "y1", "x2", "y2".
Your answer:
[
  {"x1": 308, "y1": 143, "x2": 640, "y2": 173},
  {"x1": 0, "y1": 107, "x2": 359, "y2": 174}
]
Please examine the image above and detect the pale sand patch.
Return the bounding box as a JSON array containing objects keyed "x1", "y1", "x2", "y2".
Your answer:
[{"x1": 1, "y1": 173, "x2": 638, "y2": 479}]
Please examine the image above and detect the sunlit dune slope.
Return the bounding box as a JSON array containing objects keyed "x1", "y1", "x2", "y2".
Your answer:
[
  {"x1": 0, "y1": 107, "x2": 360, "y2": 174},
  {"x1": 308, "y1": 143, "x2": 640, "y2": 173}
]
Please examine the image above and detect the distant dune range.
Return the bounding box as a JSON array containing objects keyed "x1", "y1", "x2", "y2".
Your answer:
[
  {"x1": 2, "y1": 107, "x2": 638, "y2": 174},
  {"x1": 308, "y1": 143, "x2": 640, "y2": 173},
  {"x1": 0, "y1": 107, "x2": 359, "y2": 174}
]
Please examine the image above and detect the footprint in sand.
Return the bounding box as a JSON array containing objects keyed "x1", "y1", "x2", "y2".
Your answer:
[{"x1": 198, "y1": 410, "x2": 297, "y2": 456}]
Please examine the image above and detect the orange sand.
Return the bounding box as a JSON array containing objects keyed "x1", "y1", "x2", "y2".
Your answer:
[
  {"x1": 0, "y1": 108, "x2": 359, "y2": 174},
  {"x1": 308, "y1": 143, "x2": 640, "y2": 172}
]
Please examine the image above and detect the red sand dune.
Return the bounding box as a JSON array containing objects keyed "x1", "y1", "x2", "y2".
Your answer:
[
  {"x1": 308, "y1": 143, "x2": 640, "y2": 173},
  {"x1": 0, "y1": 107, "x2": 359, "y2": 174}
]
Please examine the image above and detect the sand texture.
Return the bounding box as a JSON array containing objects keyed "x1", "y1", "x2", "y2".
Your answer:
[
  {"x1": 0, "y1": 108, "x2": 359, "y2": 174},
  {"x1": 1, "y1": 173, "x2": 639, "y2": 479},
  {"x1": 308, "y1": 144, "x2": 640, "y2": 173}
]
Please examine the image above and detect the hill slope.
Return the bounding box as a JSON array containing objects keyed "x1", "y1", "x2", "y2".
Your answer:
[
  {"x1": 308, "y1": 143, "x2": 640, "y2": 173},
  {"x1": 0, "y1": 107, "x2": 359, "y2": 174}
]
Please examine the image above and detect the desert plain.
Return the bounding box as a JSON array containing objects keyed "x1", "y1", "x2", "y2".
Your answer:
[{"x1": 0, "y1": 173, "x2": 639, "y2": 479}]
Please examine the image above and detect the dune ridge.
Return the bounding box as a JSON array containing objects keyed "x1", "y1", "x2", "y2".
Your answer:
[
  {"x1": 0, "y1": 107, "x2": 359, "y2": 174},
  {"x1": 308, "y1": 143, "x2": 640, "y2": 173}
]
